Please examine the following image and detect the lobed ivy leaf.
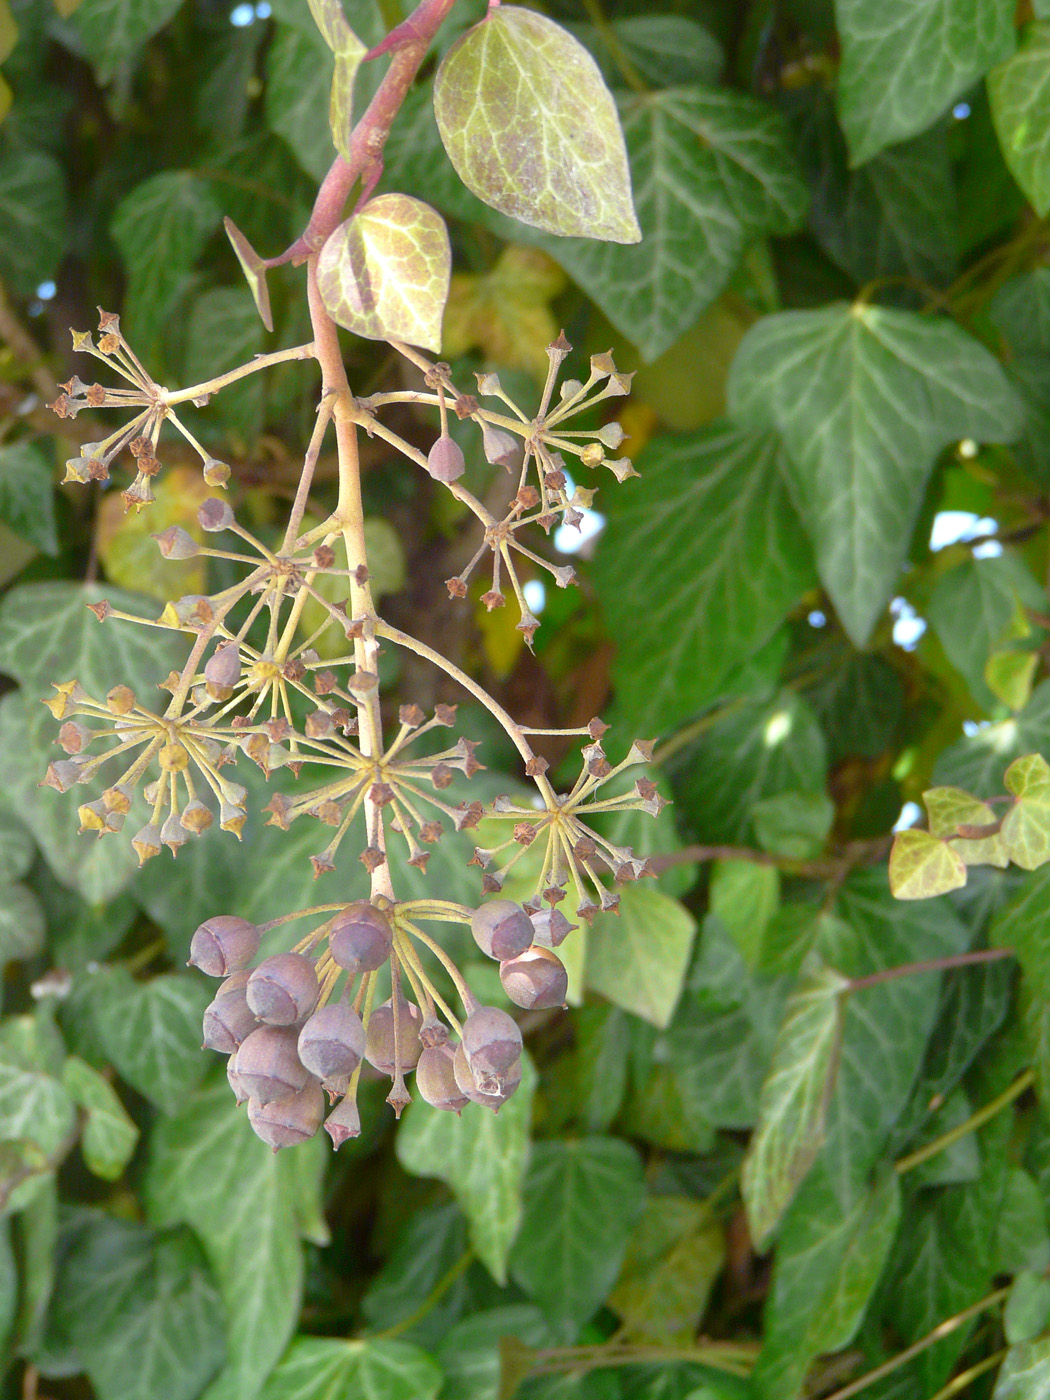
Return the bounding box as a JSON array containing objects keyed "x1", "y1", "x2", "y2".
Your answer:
[
  {"x1": 71, "y1": 0, "x2": 183, "y2": 84},
  {"x1": 741, "y1": 961, "x2": 849, "y2": 1249},
  {"x1": 584, "y1": 885, "x2": 697, "y2": 1030},
  {"x1": 835, "y1": 0, "x2": 1016, "y2": 165},
  {"x1": 433, "y1": 7, "x2": 640, "y2": 244},
  {"x1": 0, "y1": 150, "x2": 66, "y2": 297},
  {"x1": 923, "y1": 786, "x2": 998, "y2": 837},
  {"x1": 989, "y1": 268, "x2": 1050, "y2": 484},
  {"x1": 145, "y1": 1078, "x2": 327, "y2": 1400},
  {"x1": 593, "y1": 425, "x2": 815, "y2": 733},
  {"x1": 508, "y1": 1138, "x2": 646, "y2": 1337},
  {"x1": 361, "y1": 1204, "x2": 470, "y2": 1347},
  {"x1": 61, "y1": 1056, "x2": 139, "y2": 1181},
  {"x1": 989, "y1": 23, "x2": 1050, "y2": 217},
  {"x1": 256, "y1": 1337, "x2": 440, "y2": 1400},
  {"x1": 0, "y1": 443, "x2": 57, "y2": 555},
  {"x1": 1001, "y1": 752, "x2": 1050, "y2": 869},
  {"x1": 889, "y1": 827, "x2": 968, "y2": 899},
  {"x1": 317, "y1": 194, "x2": 450, "y2": 352},
  {"x1": 727, "y1": 303, "x2": 1023, "y2": 644}
]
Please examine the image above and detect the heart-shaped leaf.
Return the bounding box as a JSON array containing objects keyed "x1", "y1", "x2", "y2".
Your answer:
[
  {"x1": 889, "y1": 828, "x2": 967, "y2": 899},
  {"x1": 317, "y1": 194, "x2": 450, "y2": 352},
  {"x1": 433, "y1": 6, "x2": 640, "y2": 243}
]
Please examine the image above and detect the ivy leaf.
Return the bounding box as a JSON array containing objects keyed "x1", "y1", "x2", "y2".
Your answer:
[
  {"x1": 573, "y1": 15, "x2": 723, "y2": 89},
  {"x1": 584, "y1": 886, "x2": 697, "y2": 1030},
  {"x1": 592, "y1": 425, "x2": 815, "y2": 734},
  {"x1": 71, "y1": 0, "x2": 183, "y2": 83},
  {"x1": 61, "y1": 1056, "x2": 139, "y2": 1180},
  {"x1": 256, "y1": 1337, "x2": 440, "y2": 1400},
  {"x1": 989, "y1": 24, "x2": 1050, "y2": 216},
  {"x1": 835, "y1": 0, "x2": 1015, "y2": 165},
  {"x1": 433, "y1": 7, "x2": 640, "y2": 244},
  {"x1": 306, "y1": 0, "x2": 366, "y2": 161},
  {"x1": 317, "y1": 194, "x2": 451, "y2": 352},
  {"x1": 396, "y1": 1054, "x2": 537, "y2": 1284},
  {"x1": 0, "y1": 1014, "x2": 76, "y2": 1165},
  {"x1": 224, "y1": 219, "x2": 274, "y2": 334},
  {"x1": 361, "y1": 1204, "x2": 469, "y2": 1347},
  {"x1": 741, "y1": 961, "x2": 848, "y2": 1249},
  {"x1": 111, "y1": 171, "x2": 223, "y2": 348},
  {"x1": 0, "y1": 810, "x2": 32, "y2": 887},
  {"x1": 0, "y1": 150, "x2": 66, "y2": 296},
  {"x1": 935, "y1": 680, "x2": 1050, "y2": 797},
  {"x1": 754, "y1": 1166, "x2": 900, "y2": 1399},
  {"x1": 80, "y1": 968, "x2": 211, "y2": 1110},
  {"x1": 995, "y1": 1334, "x2": 1050, "y2": 1395},
  {"x1": 709, "y1": 860, "x2": 780, "y2": 972},
  {"x1": 989, "y1": 269, "x2": 1050, "y2": 484},
  {"x1": 608, "y1": 1195, "x2": 725, "y2": 1345},
  {"x1": 1004, "y1": 1271, "x2": 1050, "y2": 1345},
  {"x1": 0, "y1": 443, "x2": 57, "y2": 555},
  {"x1": 145, "y1": 1078, "x2": 327, "y2": 1400},
  {"x1": 550, "y1": 88, "x2": 806, "y2": 360},
  {"x1": 45, "y1": 1213, "x2": 226, "y2": 1400},
  {"x1": 182, "y1": 289, "x2": 266, "y2": 451},
  {"x1": 727, "y1": 303, "x2": 1023, "y2": 644},
  {"x1": 508, "y1": 1138, "x2": 646, "y2": 1337},
  {"x1": 0, "y1": 882, "x2": 46, "y2": 964},
  {"x1": 1001, "y1": 753, "x2": 1050, "y2": 869},
  {"x1": 265, "y1": 21, "x2": 335, "y2": 182},
  {"x1": 889, "y1": 828, "x2": 968, "y2": 899}
]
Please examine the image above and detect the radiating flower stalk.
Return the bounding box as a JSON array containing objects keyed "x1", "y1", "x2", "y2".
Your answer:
[{"x1": 42, "y1": 12, "x2": 657, "y2": 1149}]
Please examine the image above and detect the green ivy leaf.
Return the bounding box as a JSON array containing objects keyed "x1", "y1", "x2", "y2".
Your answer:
[
  {"x1": 0, "y1": 150, "x2": 66, "y2": 296},
  {"x1": 182, "y1": 287, "x2": 266, "y2": 451},
  {"x1": 306, "y1": 0, "x2": 366, "y2": 162},
  {"x1": 508, "y1": 1138, "x2": 646, "y2": 1337},
  {"x1": 924, "y1": 786, "x2": 999, "y2": 837},
  {"x1": 550, "y1": 88, "x2": 806, "y2": 360},
  {"x1": 0, "y1": 443, "x2": 57, "y2": 554},
  {"x1": 709, "y1": 859, "x2": 780, "y2": 972},
  {"x1": 987, "y1": 650, "x2": 1039, "y2": 712},
  {"x1": 265, "y1": 21, "x2": 336, "y2": 182},
  {"x1": 45, "y1": 1213, "x2": 226, "y2": 1400},
  {"x1": 608, "y1": 1195, "x2": 724, "y2": 1346},
  {"x1": 584, "y1": 886, "x2": 697, "y2": 1030},
  {"x1": 396, "y1": 1054, "x2": 537, "y2": 1284},
  {"x1": 753, "y1": 1166, "x2": 900, "y2": 1399},
  {"x1": 111, "y1": 171, "x2": 223, "y2": 348},
  {"x1": 835, "y1": 0, "x2": 1015, "y2": 165},
  {"x1": 0, "y1": 882, "x2": 46, "y2": 964},
  {"x1": 741, "y1": 961, "x2": 848, "y2": 1249},
  {"x1": 361, "y1": 1204, "x2": 469, "y2": 1347},
  {"x1": 0, "y1": 809, "x2": 32, "y2": 886},
  {"x1": 935, "y1": 680, "x2": 1050, "y2": 797},
  {"x1": 0, "y1": 1014, "x2": 76, "y2": 1167},
  {"x1": 889, "y1": 828, "x2": 968, "y2": 899},
  {"x1": 80, "y1": 968, "x2": 211, "y2": 1110},
  {"x1": 727, "y1": 303, "x2": 1023, "y2": 644},
  {"x1": 1002, "y1": 753, "x2": 1050, "y2": 869},
  {"x1": 989, "y1": 269, "x2": 1050, "y2": 484},
  {"x1": 71, "y1": 0, "x2": 183, "y2": 83},
  {"x1": 997, "y1": 1167, "x2": 1050, "y2": 1274},
  {"x1": 317, "y1": 194, "x2": 450, "y2": 352},
  {"x1": 573, "y1": 15, "x2": 723, "y2": 89},
  {"x1": 995, "y1": 1334, "x2": 1050, "y2": 1397},
  {"x1": 752, "y1": 792, "x2": 835, "y2": 861},
  {"x1": 145, "y1": 1078, "x2": 327, "y2": 1400},
  {"x1": 61, "y1": 1056, "x2": 138, "y2": 1181},
  {"x1": 435, "y1": 1305, "x2": 552, "y2": 1400},
  {"x1": 257, "y1": 1337, "x2": 440, "y2": 1400},
  {"x1": 1004, "y1": 1271, "x2": 1050, "y2": 1345},
  {"x1": 433, "y1": 7, "x2": 640, "y2": 244},
  {"x1": 592, "y1": 425, "x2": 815, "y2": 733},
  {"x1": 989, "y1": 23, "x2": 1050, "y2": 216}
]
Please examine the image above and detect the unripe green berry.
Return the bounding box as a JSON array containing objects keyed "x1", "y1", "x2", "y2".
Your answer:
[
  {"x1": 329, "y1": 902, "x2": 393, "y2": 975},
  {"x1": 236, "y1": 1024, "x2": 309, "y2": 1104},
  {"x1": 297, "y1": 1002, "x2": 366, "y2": 1079},
  {"x1": 470, "y1": 900, "x2": 534, "y2": 961},
  {"x1": 248, "y1": 1078, "x2": 324, "y2": 1150},
  {"x1": 246, "y1": 952, "x2": 319, "y2": 1025},
  {"x1": 500, "y1": 946, "x2": 568, "y2": 1010},
  {"x1": 202, "y1": 970, "x2": 259, "y2": 1052},
  {"x1": 189, "y1": 915, "x2": 260, "y2": 977},
  {"x1": 364, "y1": 998, "x2": 423, "y2": 1074}
]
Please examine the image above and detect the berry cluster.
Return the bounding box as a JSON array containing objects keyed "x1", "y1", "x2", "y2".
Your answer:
[{"x1": 192, "y1": 897, "x2": 567, "y2": 1148}]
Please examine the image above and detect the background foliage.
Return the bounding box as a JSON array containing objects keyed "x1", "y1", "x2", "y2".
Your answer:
[{"x1": 5, "y1": 1, "x2": 1050, "y2": 1398}]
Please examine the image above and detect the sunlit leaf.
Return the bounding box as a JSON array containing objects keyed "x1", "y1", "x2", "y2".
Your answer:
[
  {"x1": 889, "y1": 828, "x2": 968, "y2": 899},
  {"x1": 1001, "y1": 752, "x2": 1050, "y2": 869},
  {"x1": 307, "y1": 0, "x2": 366, "y2": 161},
  {"x1": 584, "y1": 886, "x2": 696, "y2": 1029},
  {"x1": 989, "y1": 23, "x2": 1050, "y2": 216}
]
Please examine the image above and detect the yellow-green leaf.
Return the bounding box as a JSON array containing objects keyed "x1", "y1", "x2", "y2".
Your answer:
[
  {"x1": 608, "y1": 1195, "x2": 724, "y2": 1344},
  {"x1": 888, "y1": 828, "x2": 967, "y2": 899},
  {"x1": 317, "y1": 194, "x2": 451, "y2": 352},
  {"x1": 987, "y1": 650, "x2": 1039, "y2": 712},
  {"x1": 307, "y1": 0, "x2": 366, "y2": 161},
  {"x1": 1002, "y1": 753, "x2": 1050, "y2": 869},
  {"x1": 433, "y1": 6, "x2": 640, "y2": 243},
  {"x1": 923, "y1": 786, "x2": 998, "y2": 838}
]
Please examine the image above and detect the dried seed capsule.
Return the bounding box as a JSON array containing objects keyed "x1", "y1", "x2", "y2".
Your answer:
[
  {"x1": 329, "y1": 902, "x2": 393, "y2": 975},
  {"x1": 500, "y1": 946, "x2": 568, "y2": 1010},
  {"x1": 462, "y1": 1006, "x2": 522, "y2": 1081},
  {"x1": 324, "y1": 1094, "x2": 361, "y2": 1148},
  {"x1": 452, "y1": 1042, "x2": 522, "y2": 1108},
  {"x1": 470, "y1": 900, "x2": 534, "y2": 961},
  {"x1": 198, "y1": 497, "x2": 234, "y2": 532},
  {"x1": 202, "y1": 970, "x2": 259, "y2": 1053},
  {"x1": 246, "y1": 952, "x2": 319, "y2": 1025},
  {"x1": 364, "y1": 998, "x2": 423, "y2": 1075},
  {"x1": 236, "y1": 1025, "x2": 309, "y2": 1104},
  {"x1": 189, "y1": 915, "x2": 261, "y2": 977},
  {"x1": 480, "y1": 421, "x2": 518, "y2": 469},
  {"x1": 416, "y1": 1044, "x2": 469, "y2": 1113},
  {"x1": 297, "y1": 1003, "x2": 366, "y2": 1079},
  {"x1": 427, "y1": 434, "x2": 465, "y2": 483},
  {"x1": 248, "y1": 1078, "x2": 325, "y2": 1150}
]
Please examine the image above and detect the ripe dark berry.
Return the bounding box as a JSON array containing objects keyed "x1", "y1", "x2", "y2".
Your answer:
[
  {"x1": 248, "y1": 1078, "x2": 324, "y2": 1150},
  {"x1": 236, "y1": 1025, "x2": 309, "y2": 1103},
  {"x1": 416, "y1": 1044, "x2": 469, "y2": 1113},
  {"x1": 500, "y1": 946, "x2": 568, "y2": 1010},
  {"x1": 329, "y1": 903, "x2": 393, "y2": 974},
  {"x1": 297, "y1": 1003, "x2": 366, "y2": 1079},
  {"x1": 452, "y1": 1041, "x2": 522, "y2": 1108},
  {"x1": 364, "y1": 998, "x2": 423, "y2": 1074},
  {"x1": 246, "y1": 952, "x2": 319, "y2": 1025},
  {"x1": 470, "y1": 900, "x2": 534, "y2": 961},
  {"x1": 189, "y1": 915, "x2": 260, "y2": 977},
  {"x1": 202, "y1": 970, "x2": 259, "y2": 1052},
  {"x1": 462, "y1": 1005, "x2": 522, "y2": 1081}
]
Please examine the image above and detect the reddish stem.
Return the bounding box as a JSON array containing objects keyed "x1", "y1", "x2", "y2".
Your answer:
[{"x1": 848, "y1": 947, "x2": 1014, "y2": 994}]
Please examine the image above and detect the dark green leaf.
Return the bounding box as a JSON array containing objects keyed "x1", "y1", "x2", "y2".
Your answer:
[
  {"x1": 0, "y1": 150, "x2": 66, "y2": 296},
  {"x1": 182, "y1": 287, "x2": 265, "y2": 449},
  {"x1": 265, "y1": 21, "x2": 337, "y2": 182},
  {"x1": 572, "y1": 16, "x2": 723, "y2": 89},
  {"x1": 509, "y1": 1138, "x2": 646, "y2": 1336},
  {"x1": 728, "y1": 303, "x2": 1023, "y2": 643},
  {"x1": 0, "y1": 881, "x2": 45, "y2": 964},
  {"x1": 935, "y1": 681, "x2": 1050, "y2": 797},
  {"x1": 361, "y1": 1204, "x2": 470, "y2": 1347},
  {"x1": 752, "y1": 792, "x2": 835, "y2": 860},
  {"x1": 436, "y1": 1305, "x2": 552, "y2": 1400},
  {"x1": 592, "y1": 425, "x2": 815, "y2": 732},
  {"x1": 989, "y1": 268, "x2": 1050, "y2": 485},
  {"x1": 0, "y1": 443, "x2": 57, "y2": 554},
  {"x1": 71, "y1": 0, "x2": 183, "y2": 83}
]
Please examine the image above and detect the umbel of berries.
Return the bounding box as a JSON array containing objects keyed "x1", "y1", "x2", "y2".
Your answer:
[{"x1": 190, "y1": 896, "x2": 562, "y2": 1150}]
